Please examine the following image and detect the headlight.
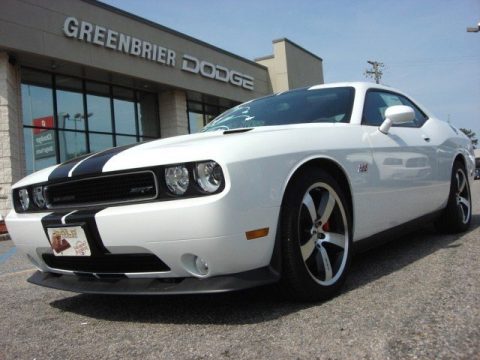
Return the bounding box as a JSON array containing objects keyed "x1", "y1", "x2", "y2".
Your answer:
[
  {"x1": 33, "y1": 186, "x2": 46, "y2": 208},
  {"x1": 165, "y1": 165, "x2": 190, "y2": 195},
  {"x1": 195, "y1": 161, "x2": 223, "y2": 193},
  {"x1": 18, "y1": 189, "x2": 30, "y2": 211}
]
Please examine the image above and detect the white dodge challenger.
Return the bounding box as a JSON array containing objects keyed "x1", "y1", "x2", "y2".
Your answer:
[{"x1": 6, "y1": 82, "x2": 474, "y2": 301}]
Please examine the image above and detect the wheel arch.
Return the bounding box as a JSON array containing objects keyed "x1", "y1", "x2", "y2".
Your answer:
[
  {"x1": 280, "y1": 157, "x2": 354, "y2": 220},
  {"x1": 270, "y1": 156, "x2": 355, "y2": 294},
  {"x1": 453, "y1": 153, "x2": 466, "y2": 169},
  {"x1": 270, "y1": 156, "x2": 355, "y2": 274},
  {"x1": 451, "y1": 151, "x2": 474, "y2": 181}
]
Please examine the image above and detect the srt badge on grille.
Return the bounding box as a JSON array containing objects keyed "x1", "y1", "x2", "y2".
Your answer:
[{"x1": 129, "y1": 186, "x2": 154, "y2": 195}]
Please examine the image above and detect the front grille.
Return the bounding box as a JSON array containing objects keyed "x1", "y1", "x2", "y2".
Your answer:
[
  {"x1": 42, "y1": 253, "x2": 170, "y2": 273},
  {"x1": 45, "y1": 171, "x2": 157, "y2": 208}
]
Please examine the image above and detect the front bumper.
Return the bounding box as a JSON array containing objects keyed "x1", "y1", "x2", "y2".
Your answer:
[
  {"x1": 27, "y1": 266, "x2": 280, "y2": 295},
  {"x1": 6, "y1": 192, "x2": 280, "y2": 286}
]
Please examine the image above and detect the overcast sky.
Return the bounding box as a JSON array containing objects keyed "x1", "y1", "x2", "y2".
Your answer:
[{"x1": 102, "y1": 0, "x2": 480, "y2": 137}]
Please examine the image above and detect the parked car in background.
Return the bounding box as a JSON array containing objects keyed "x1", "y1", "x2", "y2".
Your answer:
[{"x1": 5, "y1": 82, "x2": 475, "y2": 301}]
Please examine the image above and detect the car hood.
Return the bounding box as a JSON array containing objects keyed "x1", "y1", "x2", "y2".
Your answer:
[{"x1": 14, "y1": 123, "x2": 353, "y2": 187}]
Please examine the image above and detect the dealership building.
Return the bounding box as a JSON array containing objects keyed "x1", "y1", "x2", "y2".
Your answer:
[{"x1": 0, "y1": 0, "x2": 324, "y2": 216}]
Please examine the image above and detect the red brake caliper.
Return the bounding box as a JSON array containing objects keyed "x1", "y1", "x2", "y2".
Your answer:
[{"x1": 322, "y1": 221, "x2": 330, "y2": 232}]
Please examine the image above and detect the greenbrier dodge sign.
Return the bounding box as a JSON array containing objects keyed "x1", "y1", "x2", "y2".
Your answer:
[{"x1": 62, "y1": 16, "x2": 254, "y2": 90}]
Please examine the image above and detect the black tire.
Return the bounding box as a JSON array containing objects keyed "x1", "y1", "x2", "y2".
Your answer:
[
  {"x1": 435, "y1": 160, "x2": 472, "y2": 233},
  {"x1": 279, "y1": 166, "x2": 352, "y2": 301}
]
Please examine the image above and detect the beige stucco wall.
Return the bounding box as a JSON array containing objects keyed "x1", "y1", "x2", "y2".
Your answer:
[
  {"x1": 159, "y1": 90, "x2": 189, "y2": 138},
  {"x1": 283, "y1": 40, "x2": 324, "y2": 89},
  {"x1": 0, "y1": 0, "x2": 270, "y2": 103},
  {"x1": 256, "y1": 42, "x2": 290, "y2": 93},
  {"x1": 256, "y1": 39, "x2": 324, "y2": 93}
]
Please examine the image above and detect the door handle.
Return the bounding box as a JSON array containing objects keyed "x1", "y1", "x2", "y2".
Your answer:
[{"x1": 422, "y1": 135, "x2": 431, "y2": 142}]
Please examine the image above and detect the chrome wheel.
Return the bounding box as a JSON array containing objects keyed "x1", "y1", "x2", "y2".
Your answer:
[
  {"x1": 455, "y1": 168, "x2": 471, "y2": 224},
  {"x1": 298, "y1": 182, "x2": 349, "y2": 286}
]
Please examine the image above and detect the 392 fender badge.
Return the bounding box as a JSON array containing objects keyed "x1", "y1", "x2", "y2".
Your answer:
[{"x1": 357, "y1": 163, "x2": 368, "y2": 173}]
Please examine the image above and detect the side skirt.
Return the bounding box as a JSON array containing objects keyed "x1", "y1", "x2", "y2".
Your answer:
[{"x1": 352, "y1": 210, "x2": 443, "y2": 254}]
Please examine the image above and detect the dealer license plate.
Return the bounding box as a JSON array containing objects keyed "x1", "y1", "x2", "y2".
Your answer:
[{"x1": 47, "y1": 226, "x2": 91, "y2": 256}]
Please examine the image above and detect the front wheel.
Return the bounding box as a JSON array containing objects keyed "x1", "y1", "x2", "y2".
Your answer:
[
  {"x1": 279, "y1": 167, "x2": 352, "y2": 301},
  {"x1": 435, "y1": 160, "x2": 472, "y2": 233}
]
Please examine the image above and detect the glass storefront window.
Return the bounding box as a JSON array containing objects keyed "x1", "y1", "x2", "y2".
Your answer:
[
  {"x1": 89, "y1": 133, "x2": 114, "y2": 153},
  {"x1": 21, "y1": 68, "x2": 160, "y2": 174},
  {"x1": 138, "y1": 92, "x2": 159, "y2": 137},
  {"x1": 21, "y1": 84, "x2": 54, "y2": 128},
  {"x1": 23, "y1": 127, "x2": 57, "y2": 174},
  {"x1": 116, "y1": 135, "x2": 138, "y2": 147},
  {"x1": 188, "y1": 112, "x2": 204, "y2": 134},
  {"x1": 87, "y1": 94, "x2": 112, "y2": 133},
  {"x1": 86, "y1": 81, "x2": 112, "y2": 133},
  {"x1": 113, "y1": 87, "x2": 136, "y2": 135},
  {"x1": 58, "y1": 130, "x2": 88, "y2": 162},
  {"x1": 187, "y1": 98, "x2": 237, "y2": 134},
  {"x1": 114, "y1": 98, "x2": 136, "y2": 135},
  {"x1": 56, "y1": 77, "x2": 86, "y2": 131}
]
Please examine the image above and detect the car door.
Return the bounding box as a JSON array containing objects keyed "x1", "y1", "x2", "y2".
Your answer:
[{"x1": 360, "y1": 90, "x2": 438, "y2": 234}]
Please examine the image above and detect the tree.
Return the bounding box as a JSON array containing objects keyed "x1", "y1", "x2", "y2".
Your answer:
[{"x1": 459, "y1": 128, "x2": 478, "y2": 148}]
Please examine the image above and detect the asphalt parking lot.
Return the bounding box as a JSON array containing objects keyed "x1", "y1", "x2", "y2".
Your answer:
[{"x1": 0, "y1": 182, "x2": 479, "y2": 360}]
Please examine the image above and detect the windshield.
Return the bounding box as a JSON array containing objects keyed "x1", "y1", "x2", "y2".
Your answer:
[{"x1": 203, "y1": 87, "x2": 355, "y2": 132}]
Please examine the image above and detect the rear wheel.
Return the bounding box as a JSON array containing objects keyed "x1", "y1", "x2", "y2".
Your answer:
[
  {"x1": 280, "y1": 167, "x2": 352, "y2": 301},
  {"x1": 435, "y1": 161, "x2": 472, "y2": 233}
]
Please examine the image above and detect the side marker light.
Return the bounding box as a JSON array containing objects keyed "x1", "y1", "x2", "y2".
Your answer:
[{"x1": 245, "y1": 228, "x2": 269, "y2": 240}]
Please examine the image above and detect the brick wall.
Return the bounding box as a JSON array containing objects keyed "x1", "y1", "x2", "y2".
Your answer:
[{"x1": 0, "y1": 52, "x2": 25, "y2": 217}]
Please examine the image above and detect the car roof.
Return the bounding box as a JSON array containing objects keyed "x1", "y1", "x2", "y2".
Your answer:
[{"x1": 308, "y1": 82, "x2": 397, "y2": 92}]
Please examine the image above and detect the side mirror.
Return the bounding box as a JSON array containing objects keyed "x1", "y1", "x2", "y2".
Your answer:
[{"x1": 379, "y1": 105, "x2": 415, "y2": 134}]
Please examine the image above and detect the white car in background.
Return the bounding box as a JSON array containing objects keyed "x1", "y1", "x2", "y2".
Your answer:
[{"x1": 6, "y1": 82, "x2": 474, "y2": 301}]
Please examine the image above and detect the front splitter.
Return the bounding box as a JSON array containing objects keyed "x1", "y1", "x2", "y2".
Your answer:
[{"x1": 27, "y1": 267, "x2": 280, "y2": 295}]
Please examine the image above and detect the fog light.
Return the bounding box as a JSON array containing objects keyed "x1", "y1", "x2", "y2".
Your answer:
[
  {"x1": 165, "y1": 165, "x2": 190, "y2": 195},
  {"x1": 18, "y1": 189, "x2": 30, "y2": 211},
  {"x1": 195, "y1": 256, "x2": 209, "y2": 276}
]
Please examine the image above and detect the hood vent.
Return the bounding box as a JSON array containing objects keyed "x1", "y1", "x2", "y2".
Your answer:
[{"x1": 223, "y1": 128, "x2": 253, "y2": 135}]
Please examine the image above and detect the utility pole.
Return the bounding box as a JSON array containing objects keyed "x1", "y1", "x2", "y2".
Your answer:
[{"x1": 364, "y1": 60, "x2": 384, "y2": 84}]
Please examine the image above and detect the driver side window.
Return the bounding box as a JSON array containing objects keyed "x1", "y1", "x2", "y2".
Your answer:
[{"x1": 362, "y1": 90, "x2": 428, "y2": 127}]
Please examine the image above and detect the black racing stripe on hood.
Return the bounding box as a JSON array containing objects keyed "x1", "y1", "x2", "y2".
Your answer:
[
  {"x1": 48, "y1": 153, "x2": 92, "y2": 182},
  {"x1": 70, "y1": 143, "x2": 139, "y2": 178}
]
